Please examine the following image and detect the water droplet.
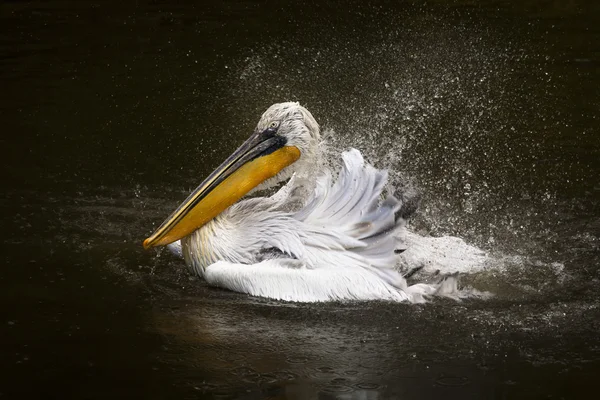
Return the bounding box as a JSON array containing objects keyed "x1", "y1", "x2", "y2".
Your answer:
[{"x1": 435, "y1": 375, "x2": 470, "y2": 387}]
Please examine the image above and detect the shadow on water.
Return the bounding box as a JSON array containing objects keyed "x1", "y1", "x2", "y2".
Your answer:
[{"x1": 1, "y1": 0, "x2": 599, "y2": 398}]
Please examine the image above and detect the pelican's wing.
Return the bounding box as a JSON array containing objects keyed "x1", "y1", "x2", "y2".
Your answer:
[
  {"x1": 295, "y1": 149, "x2": 395, "y2": 229},
  {"x1": 203, "y1": 259, "x2": 439, "y2": 302},
  {"x1": 292, "y1": 149, "x2": 405, "y2": 272}
]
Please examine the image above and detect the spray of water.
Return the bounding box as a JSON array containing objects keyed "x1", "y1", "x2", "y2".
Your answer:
[{"x1": 209, "y1": 9, "x2": 571, "y2": 299}]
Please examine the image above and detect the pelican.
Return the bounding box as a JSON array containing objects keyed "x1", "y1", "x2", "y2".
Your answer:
[{"x1": 144, "y1": 102, "x2": 455, "y2": 303}]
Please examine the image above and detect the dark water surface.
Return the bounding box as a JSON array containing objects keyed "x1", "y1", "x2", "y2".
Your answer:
[{"x1": 2, "y1": 0, "x2": 599, "y2": 398}]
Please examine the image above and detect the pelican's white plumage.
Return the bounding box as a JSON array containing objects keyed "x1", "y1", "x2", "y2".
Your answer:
[{"x1": 154, "y1": 102, "x2": 457, "y2": 303}]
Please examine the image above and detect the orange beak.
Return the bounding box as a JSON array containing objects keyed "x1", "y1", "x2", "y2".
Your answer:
[{"x1": 143, "y1": 128, "x2": 300, "y2": 249}]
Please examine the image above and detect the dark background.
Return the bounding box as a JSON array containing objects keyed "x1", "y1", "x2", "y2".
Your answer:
[{"x1": 1, "y1": 0, "x2": 599, "y2": 399}]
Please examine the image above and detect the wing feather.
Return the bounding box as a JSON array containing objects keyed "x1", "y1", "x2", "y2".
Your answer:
[{"x1": 291, "y1": 149, "x2": 407, "y2": 273}]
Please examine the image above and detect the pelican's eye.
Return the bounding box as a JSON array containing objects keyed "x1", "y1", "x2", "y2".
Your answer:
[{"x1": 262, "y1": 120, "x2": 280, "y2": 137}]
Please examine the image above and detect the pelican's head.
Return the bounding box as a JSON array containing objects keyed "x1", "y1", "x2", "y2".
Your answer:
[
  {"x1": 251, "y1": 102, "x2": 321, "y2": 190},
  {"x1": 143, "y1": 102, "x2": 320, "y2": 249}
]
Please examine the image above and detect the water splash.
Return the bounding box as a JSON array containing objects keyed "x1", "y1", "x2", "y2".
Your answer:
[{"x1": 213, "y1": 9, "x2": 585, "y2": 299}]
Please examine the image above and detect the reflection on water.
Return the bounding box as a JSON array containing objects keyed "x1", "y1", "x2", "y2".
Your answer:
[
  {"x1": 150, "y1": 286, "x2": 599, "y2": 399},
  {"x1": 1, "y1": 0, "x2": 599, "y2": 398}
]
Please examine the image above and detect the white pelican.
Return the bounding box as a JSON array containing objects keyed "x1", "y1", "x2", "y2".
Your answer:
[{"x1": 144, "y1": 102, "x2": 455, "y2": 303}]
